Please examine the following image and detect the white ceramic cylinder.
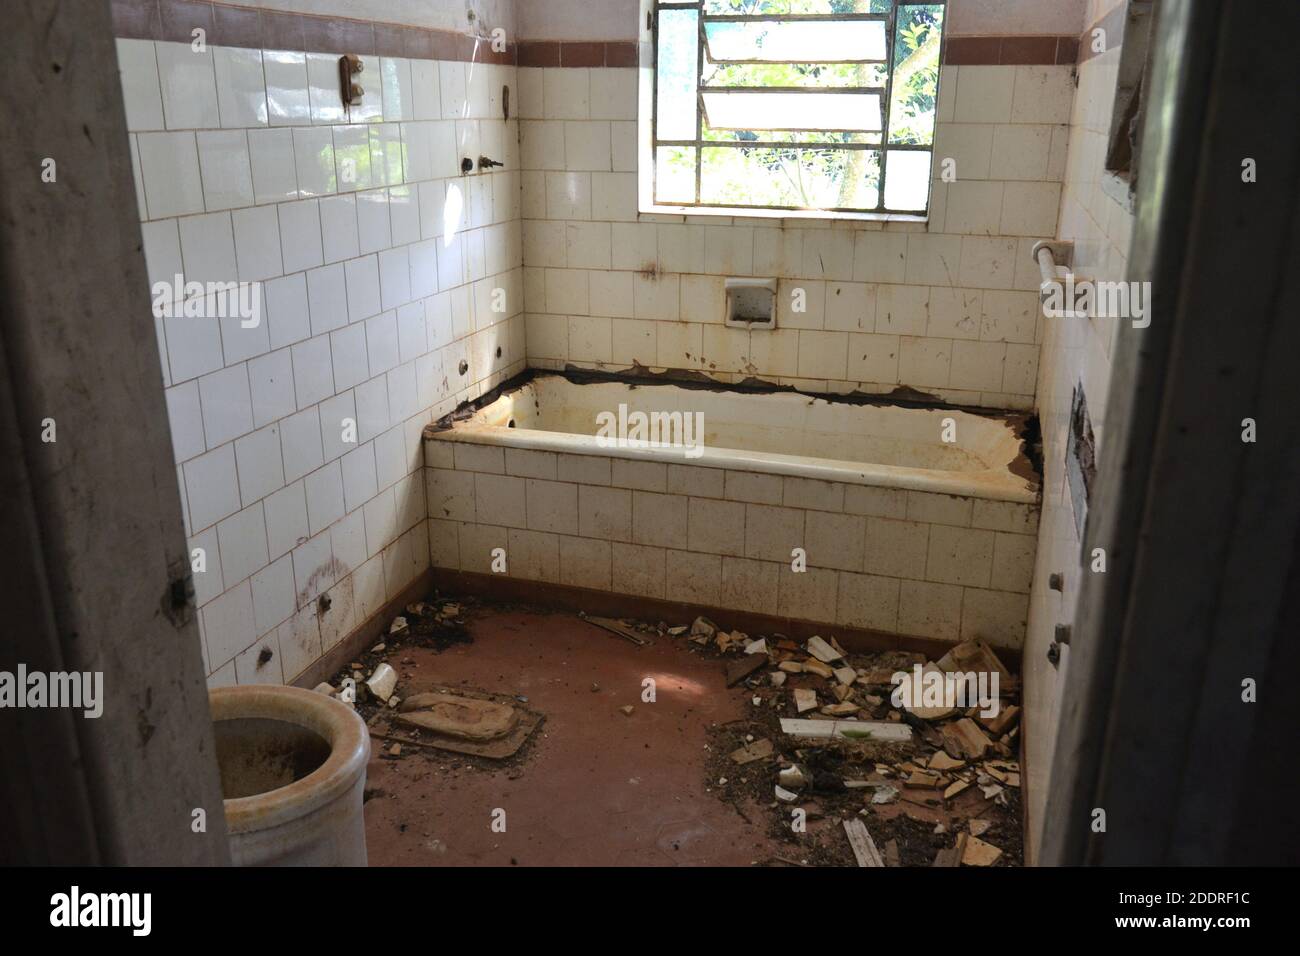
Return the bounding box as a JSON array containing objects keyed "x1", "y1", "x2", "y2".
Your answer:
[{"x1": 210, "y1": 685, "x2": 370, "y2": 867}]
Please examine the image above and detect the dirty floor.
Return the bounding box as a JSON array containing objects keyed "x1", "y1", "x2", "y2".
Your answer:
[{"x1": 361, "y1": 605, "x2": 787, "y2": 866}]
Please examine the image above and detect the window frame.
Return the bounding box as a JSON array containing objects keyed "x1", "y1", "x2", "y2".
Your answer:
[{"x1": 643, "y1": 0, "x2": 947, "y2": 221}]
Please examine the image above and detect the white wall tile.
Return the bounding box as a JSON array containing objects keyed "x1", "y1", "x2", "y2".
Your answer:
[
  {"x1": 293, "y1": 126, "x2": 337, "y2": 196},
  {"x1": 179, "y1": 211, "x2": 237, "y2": 283},
  {"x1": 116, "y1": 38, "x2": 164, "y2": 131},
  {"x1": 263, "y1": 273, "x2": 311, "y2": 349},
  {"x1": 330, "y1": 322, "x2": 370, "y2": 391},
  {"x1": 332, "y1": 124, "x2": 372, "y2": 191},
  {"x1": 356, "y1": 188, "x2": 392, "y2": 253},
  {"x1": 250, "y1": 554, "x2": 296, "y2": 635},
  {"x1": 232, "y1": 204, "x2": 283, "y2": 280},
  {"x1": 264, "y1": 480, "x2": 309, "y2": 559},
  {"x1": 381, "y1": 57, "x2": 414, "y2": 122},
  {"x1": 291, "y1": 334, "x2": 336, "y2": 408},
  {"x1": 164, "y1": 380, "x2": 206, "y2": 462},
  {"x1": 235, "y1": 423, "x2": 285, "y2": 505},
  {"x1": 410, "y1": 60, "x2": 442, "y2": 120},
  {"x1": 389, "y1": 186, "x2": 421, "y2": 245},
  {"x1": 247, "y1": 128, "x2": 298, "y2": 205},
  {"x1": 156, "y1": 42, "x2": 220, "y2": 129},
  {"x1": 306, "y1": 53, "x2": 347, "y2": 125},
  {"x1": 264, "y1": 51, "x2": 310, "y2": 126},
  {"x1": 305, "y1": 461, "x2": 346, "y2": 535},
  {"x1": 378, "y1": 247, "x2": 411, "y2": 310},
  {"x1": 344, "y1": 255, "x2": 382, "y2": 321},
  {"x1": 306, "y1": 263, "x2": 349, "y2": 334},
  {"x1": 138, "y1": 132, "x2": 204, "y2": 218},
  {"x1": 198, "y1": 363, "x2": 253, "y2": 447},
  {"x1": 318, "y1": 194, "x2": 360, "y2": 262},
  {"x1": 952, "y1": 65, "x2": 1015, "y2": 124},
  {"x1": 318, "y1": 391, "x2": 358, "y2": 461},
  {"x1": 189, "y1": 526, "x2": 223, "y2": 606},
  {"x1": 164, "y1": 311, "x2": 223, "y2": 383},
  {"x1": 184, "y1": 443, "x2": 242, "y2": 530},
  {"x1": 217, "y1": 503, "x2": 269, "y2": 587},
  {"x1": 277, "y1": 199, "x2": 325, "y2": 274},
  {"x1": 353, "y1": 375, "x2": 391, "y2": 442},
  {"x1": 280, "y1": 406, "x2": 324, "y2": 483},
  {"x1": 291, "y1": 531, "x2": 335, "y2": 606},
  {"x1": 202, "y1": 580, "x2": 255, "y2": 667},
  {"x1": 213, "y1": 46, "x2": 268, "y2": 128}
]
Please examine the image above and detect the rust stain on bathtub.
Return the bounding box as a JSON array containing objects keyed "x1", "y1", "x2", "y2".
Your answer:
[{"x1": 424, "y1": 367, "x2": 1042, "y2": 498}]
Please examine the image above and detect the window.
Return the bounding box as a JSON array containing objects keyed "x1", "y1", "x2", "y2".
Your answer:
[{"x1": 646, "y1": 0, "x2": 946, "y2": 218}]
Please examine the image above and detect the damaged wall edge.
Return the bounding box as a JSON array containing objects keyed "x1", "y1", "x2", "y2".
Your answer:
[
  {"x1": 1041, "y1": 0, "x2": 1300, "y2": 866},
  {"x1": 431, "y1": 365, "x2": 1044, "y2": 483}
]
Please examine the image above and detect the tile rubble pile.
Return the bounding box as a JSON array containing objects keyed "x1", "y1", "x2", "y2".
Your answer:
[
  {"x1": 314, "y1": 600, "x2": 478, "y2": 751},
  {"x1": 673, "y1": 615, "x2": 1023, "y2": 867}
]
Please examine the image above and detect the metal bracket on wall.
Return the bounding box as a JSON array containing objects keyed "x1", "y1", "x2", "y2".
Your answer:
[
  {"x1": 1047, "y1": 623, "x2": 1072, "y2": 667},
  {"x1": 339, "y1": 54, "x2": 364, "y2": 106}
]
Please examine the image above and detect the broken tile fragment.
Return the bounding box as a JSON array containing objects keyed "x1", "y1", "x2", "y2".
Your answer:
[
  {"x1": 729, "y1": 739, "x2": 773, "y2": 764},
  {"x1": 941, "y1": 717, "x2": 992, "y2": 760},
  {"x1": 802, "y1": 659, "x2": 835, "y2": 679},
  {"x1": 805, "y1": 636, "x2": 842, "y2": 663},
  {"x1": 961, "y1": 835, "x2": 1003, "y2": 867}
]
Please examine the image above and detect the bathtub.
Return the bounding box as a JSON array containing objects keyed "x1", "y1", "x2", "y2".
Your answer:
[{"x1": 423, "y1": 373, "x2": 1040, "y2": 649}]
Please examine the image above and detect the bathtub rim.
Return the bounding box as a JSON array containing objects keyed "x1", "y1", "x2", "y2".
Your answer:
[{"x1": 424, "y1": 422, "x2": 1040, "y2": 505}]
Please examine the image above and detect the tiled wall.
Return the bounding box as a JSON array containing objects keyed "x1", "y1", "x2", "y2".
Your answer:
[
  {"x1": 425, "y1": 439, "x2": 1039, "y2": 648},
  {"x1": 117, "y1": 35, "x2": 523, "y2": 686},
  {"x1": 111, "y1": 1, "x2": 1089, "y2": 692},
  {"x1": 1023, "y1": 0, "x2": 1134, "y2": 859},
  {"x1": 516, "y1": 60, "x2": 1073, "y2": 411}
]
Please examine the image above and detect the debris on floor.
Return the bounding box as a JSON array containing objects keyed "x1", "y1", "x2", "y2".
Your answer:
[
  {"x1": 348, "y1": 593, "x2": 1021, "y2": 866},
  {"x1": 383, "y1": 686, "x2": 543, "y2": 759},
  {"x1": 578, "y1": 612, "x2": 651, "y2": 646},
  {"x1": 668, "y1": 615, "x2": 1023, "y2": 867},
  {"x1": 321, "y1": 596, "x2": 548, "y2": 763}
]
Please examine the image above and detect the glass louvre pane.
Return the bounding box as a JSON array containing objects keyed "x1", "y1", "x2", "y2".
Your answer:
[
  {"x1": 703, "y1": 20, "x2": 887, "y2": 63},
  {"x1": 702, "y1": 62, "x2": 889, "y2": 88},
  {"x1": 883, "y1": 149, "x2": 931, "y2": 210},
  {"x1": 703, "y1": 1, "x2": 893, "y2": 14},
  {"x1": 655, "y1": 146, "x2": 697, "y2": 203},
  {"x1": 887, "y1": 4, "x2": 944, "y2": 145},
  {"x1": 702, "y1": 91, "x2": 881, "y2": 131},
  {"x1": 656, "y1": 8, "x2": 699, "y2": 141},
  {"x1": 700, "y1": 146, "x2": 880, "y2": 209},
  {"x1": 703, "y1": 128, "x2": 881, "y2": 145}
]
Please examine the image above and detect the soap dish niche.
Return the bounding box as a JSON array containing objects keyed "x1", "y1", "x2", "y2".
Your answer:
[{"x1": 724, "y1": 277, "x2": 777, "y2": 330}]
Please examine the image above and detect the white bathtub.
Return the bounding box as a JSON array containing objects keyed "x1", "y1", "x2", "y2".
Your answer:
[{"x1": 424, "y1": 373, "x2": 1041, "y2": 648}]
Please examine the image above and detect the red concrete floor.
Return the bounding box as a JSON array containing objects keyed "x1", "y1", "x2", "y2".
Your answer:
[{"x1": 362, "y1": 606, "x2": 785, "y2": 866}]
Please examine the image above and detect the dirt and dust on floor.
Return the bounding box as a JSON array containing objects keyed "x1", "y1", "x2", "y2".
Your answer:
[{"x1": 311, "y1": 593, "x2": 1023, "y2": 867}]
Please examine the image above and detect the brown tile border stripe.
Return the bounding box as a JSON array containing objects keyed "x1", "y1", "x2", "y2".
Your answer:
[
  {"x1": 520, "y1": 36, "x2": 1068, "y2": 68},
  {"x1": 943, "y1": 35, "x2": 1080, "y2": 66},
  {"x1": 517, "y1": 40, "x2": 640, "y2": 68},
  {"x1": 429, "y1": 569, "x2": 1024, "y2": 671},
  {"x1": 111, "y1": 0, "x2": 516, "y2": 64},
  {"x1": 115, "y1": 3, "x2": 1080, "y2": 71},
  {"x1": 1077, "y1": 4, "x2": 1128, "y2": 64}
]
